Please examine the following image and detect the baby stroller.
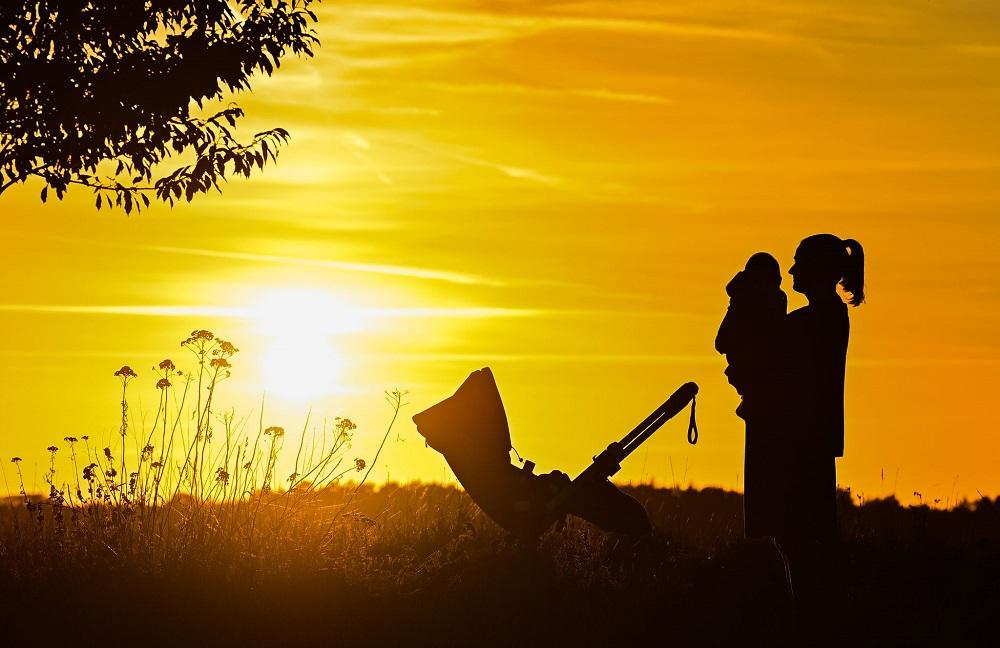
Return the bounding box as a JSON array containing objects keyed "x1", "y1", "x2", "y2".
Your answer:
[{"x1": 412, "y1": 368, "x2": 698, "y2": 539}]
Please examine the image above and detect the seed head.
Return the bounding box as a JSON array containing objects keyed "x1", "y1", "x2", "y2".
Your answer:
[{"x1": 114, "y1": 365, "x2": 137, "y2": 379}]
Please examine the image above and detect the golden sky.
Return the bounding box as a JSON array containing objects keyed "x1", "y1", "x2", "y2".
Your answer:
[{"x1": 2, "y1": 0, "x2": 999, "y2": 504}]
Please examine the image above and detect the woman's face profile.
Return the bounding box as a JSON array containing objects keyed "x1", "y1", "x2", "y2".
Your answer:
[
  {"x1": 789, "y1": 244, "x2": 807, "y2": 294},
  {"x1": 789, "y1": 240, "x2": 839, "y2": 296}
]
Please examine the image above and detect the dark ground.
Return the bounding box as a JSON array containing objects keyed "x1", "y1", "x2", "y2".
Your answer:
[{"x1": 2, "y1": 484, "x2": 998, "y2": 647}]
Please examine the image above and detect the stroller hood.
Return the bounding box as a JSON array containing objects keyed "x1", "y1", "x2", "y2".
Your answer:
[{"x1": 412, "y1": 367, "x2": 512, "y2": 463}]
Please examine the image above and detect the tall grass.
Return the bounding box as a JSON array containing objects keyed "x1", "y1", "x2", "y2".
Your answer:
[{"x1": 0, "y1": 329, "x2": 404, "y2": 575}]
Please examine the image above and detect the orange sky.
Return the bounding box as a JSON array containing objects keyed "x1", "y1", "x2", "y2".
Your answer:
[{"x1": 2, "y1": 0, "x2": 999, "y2": 504}]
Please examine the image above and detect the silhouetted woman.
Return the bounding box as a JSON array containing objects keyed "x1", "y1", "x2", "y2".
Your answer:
[
  {"x1": 780, "y1": 234, "x2": 864, "y2": 545},
  {"x1": 775, "y1": 234, "x2": 864, "y2": 632}
]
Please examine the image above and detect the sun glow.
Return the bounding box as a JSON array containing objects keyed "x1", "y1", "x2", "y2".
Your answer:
[{"x1": 250, "y1": 289, "x2": 367, "y2": 402}]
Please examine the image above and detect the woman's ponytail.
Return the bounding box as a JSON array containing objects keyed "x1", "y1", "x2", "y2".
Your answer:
[{"x1": 841, "y1": 238, "x2": 865, "y2": 306}]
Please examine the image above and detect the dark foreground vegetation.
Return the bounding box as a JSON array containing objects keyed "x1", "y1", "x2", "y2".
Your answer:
[{"x1": 1, "y1": 484, "x2": 997, "y2": 647}]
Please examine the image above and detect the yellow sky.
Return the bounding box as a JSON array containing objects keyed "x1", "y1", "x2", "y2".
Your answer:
[{"x1": 2, "y1": 0, "x2": 999, "y2": 503}]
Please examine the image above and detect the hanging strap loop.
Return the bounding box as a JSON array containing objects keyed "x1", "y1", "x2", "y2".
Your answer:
[{"x1": 687, "y1": 396, "x2": 699, "y2": 445}]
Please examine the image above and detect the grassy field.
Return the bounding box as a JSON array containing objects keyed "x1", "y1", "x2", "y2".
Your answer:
[
  {"x1": 1, "y1": 333, "x2": 996, "y2": 646},
  {"x1": 1, "y1": 483, "x2": 998, "y2": 646}
]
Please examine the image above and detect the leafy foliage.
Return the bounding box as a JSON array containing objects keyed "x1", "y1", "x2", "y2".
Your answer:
[{"x1": 0, "y1": 0, "x2": 319, "y2": 213}]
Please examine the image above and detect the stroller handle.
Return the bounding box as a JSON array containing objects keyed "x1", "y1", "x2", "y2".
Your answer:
[
  {"x1": 545, "y1": 381, "x2": 699, "y2": 515},
  {"x1": 619, "y1": 381, "x2": 699, "y2": 456}
]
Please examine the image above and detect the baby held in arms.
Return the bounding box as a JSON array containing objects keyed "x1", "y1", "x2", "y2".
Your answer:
[{"x1": 715, "y1": 252, "x2": 787, "y2": 419}]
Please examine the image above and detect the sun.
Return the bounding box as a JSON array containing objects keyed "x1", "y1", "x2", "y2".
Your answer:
[{"x1": 250, "y1": 288, "x2": 367, "y2": 402}]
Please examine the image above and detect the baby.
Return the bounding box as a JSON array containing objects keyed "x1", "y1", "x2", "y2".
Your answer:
[{"x1": 715, "y1": 252, "x2": 787, "y2": 418}]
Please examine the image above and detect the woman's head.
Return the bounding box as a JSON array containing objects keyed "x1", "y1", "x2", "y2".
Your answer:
[{"x1": 789, "y1": 234, "x2": 865, "y2": 306}]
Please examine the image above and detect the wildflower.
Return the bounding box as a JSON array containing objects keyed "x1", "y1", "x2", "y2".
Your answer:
[
  {"x1": 158, "y1": 359, "x2": 176, "y2": 371},
  {"x1": 81, "y1": 435, "x2": 89, "y2": 441},
  {"x1": 354, "y1": 458, "x2": 366, "y2": 472},
  {"x1": 264, "y1": 426, "x2": 284, "y2": 438},
  {"x1": 83, "y1": 464, "x2": 97, "y2": 480},
  {"x1": 141, "y1": 444, "x2": 154, "y2": 459},
  {"x1": 114, "y1": 365, "x2": 137, "y2": 379},
  {"x1": 64, "y1": 436, "x2": 78, "y2": 443},
  {"x1": 242, "y1": 462, "x2": 252, "y2": 470},
  {"x1": 210, "y1": 357, "x2": 231, "y2": 369},
  {"x1": 156, "y1": 378, "x2": 171, "y2": 389},
  {"x1": 216, "y1": 339, "x2": 238, "y2": 355},
  {"x1": 150, "y1": 461, "x2": 163, "y2": 469},
  {"x1": 288, "y1": 472, "x2": 299, "y2": 483},
  {"x1": 47, "y1": 445, "x2": 58, "y2": 453},
  {"x1": 103, "y1": 447, "x2": 113, "y2": 460},
  {"x1": 10, "y1": 457, "x2": 21, "y2": 463},
  {"x1": 182, "y1": 329, "x2": 215, "y2": 345}
]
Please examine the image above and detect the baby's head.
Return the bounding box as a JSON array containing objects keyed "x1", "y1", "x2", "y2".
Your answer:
[{"x1": 744, "y1": 252, "x2": 782, "y2": 289}]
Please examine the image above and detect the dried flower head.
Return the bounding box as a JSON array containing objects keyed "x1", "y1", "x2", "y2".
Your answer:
[
  {"x1": 103, "y1": 447, "x2": 113, "y2": 460},
  {"x1": 181, "y1": 330, "x2": 215, "y2": 347},
  {"x1": 354, "y1": 458, "x2": 366, "y2": 472},
  {"x1": 264, "y1": 426, "x2": 285, "y2": 438},
  {"x1": 47, "y1": 445, "x2": 58, "y2": 453},
  {"x1": 335, "y1": 417, "x2": 358, "y2": 433},
  {"x1": 156, "y1": 378, "x2": 172, "y2": 389},
  {"x1": 158, "y1": 358, "x2": 176, "y2": 371},
  {"x1": 10, "y1": 457, "x2": 21, "y2": 463},
  {"x1": 210, "y1": 357, "x2": 231, "y2": 369},
  {"x1": 215, "y1": 468, "x2": 230, "y2": 485},
  {"x1": 114, "y1": 365, "x2": 137, "y2": 379},
  {"x1": 64, "y1": 436, "x2": 78, "y2": 443}
]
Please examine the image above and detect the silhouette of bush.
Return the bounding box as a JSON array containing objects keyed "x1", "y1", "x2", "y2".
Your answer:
[{"x1": 0, "y1": 1, "x2": 319, "y2": 212}]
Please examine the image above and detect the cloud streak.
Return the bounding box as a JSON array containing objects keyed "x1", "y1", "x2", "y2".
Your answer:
[
  {"x1": 145, "y1": 244, "x2": 504, "y2": 286},
  {"x1": 16, "y1": 233, "x2": 506, "y2": 287},
  {"x1": 323, "y1": 3, "x2": 788, "y2": 46},
  {"x1": 0, "y1": 304, "x2": 537, "y2": 319}
]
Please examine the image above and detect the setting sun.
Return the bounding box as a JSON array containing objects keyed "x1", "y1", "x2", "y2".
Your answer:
[{"x1": 251, "y1": 289, "x2": 366, "y2": 401}]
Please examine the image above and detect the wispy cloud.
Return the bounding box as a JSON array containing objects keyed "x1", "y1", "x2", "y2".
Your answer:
[
  {"x1": 399, "y1": 139, "x2": 561, "y2": 186},
  {"x1": 17, "y1": 233, "x2": 505, "y2": 287},
  {"x1": 343, "y1": 80, "x2": 674, "y2": 106},
  {"x1": 0, "y1": 304, "x2": 247, "y2": 318},
  {"x1": 147, "y1": 244, "x2": 502, "y2": 285},
  {"x1": 371, "y1": 106, "x2": 442, "y2": 116},
  {"x1": 0, "y1": 304, "x2": 538, "y2": 319},
  {"x1": 344, "y1": 131, "x2": 394, "y2": 184},
  {"x1": 323, "y1": 3, "x2": 788, "y2": 46},
  {"x1": 378, "y1": 352, "x2": 722, "y2": 364}
]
